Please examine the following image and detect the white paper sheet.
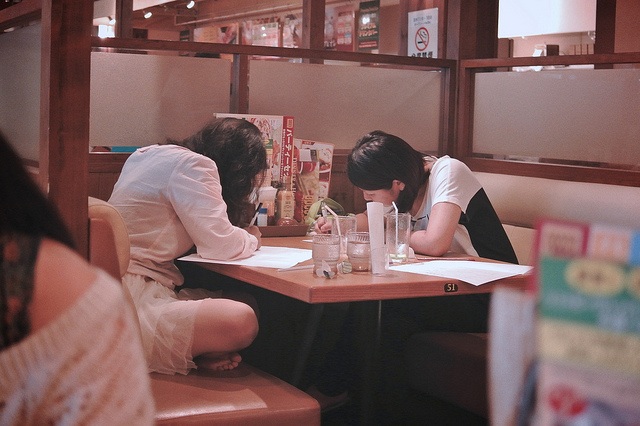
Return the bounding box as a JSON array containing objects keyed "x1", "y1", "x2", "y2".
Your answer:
[
  {"x1": 178, "y1": 246, "x2": 312, "y2": 269},
  {"x1": 389, "y1": 260, "x2": 532, "y2": 286}
]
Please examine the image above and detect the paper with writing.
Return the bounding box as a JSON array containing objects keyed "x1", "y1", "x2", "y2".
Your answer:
[
  {"x1": 178, "y1": 246, "x2": 312, "y2": 269},
  {"x1": 389, "y1": 260, "x2": 532, "y2": 286}
]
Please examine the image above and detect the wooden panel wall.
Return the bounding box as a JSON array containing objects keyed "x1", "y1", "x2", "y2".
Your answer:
[{"x1": 88, "y1": 153, "x2": 128, "y2": 201}]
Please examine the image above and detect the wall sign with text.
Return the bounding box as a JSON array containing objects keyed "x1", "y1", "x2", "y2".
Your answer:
[
  {"x1": 358, "y1": 0, "x2": 380, "y2": 51},
  {"x1": 408, "y1": 8, "x2": 438, "y2": 58}
]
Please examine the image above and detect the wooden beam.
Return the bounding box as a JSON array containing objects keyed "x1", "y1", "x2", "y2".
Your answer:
[
  {"x1": 40, "y1": 0, "x2": 93, "y2": 255},
  {"x1": 595, "y1": 0, "x2": 616, "y2": 54},
  {"x1": 302, "y1": 0, "x2": 325, "y2": 51},
  {"x1": 231, "y1": 53, "x2": 249, "y2": 113},
  {"x1": 446, "y1": 0, "x2": 498, "y2": 60},
  {"x1": 0, "y1": 0, "x2": 40, "y2": 32},
  {"x1": 115, "y1": 0, "x2": 134, "y2": 38}
]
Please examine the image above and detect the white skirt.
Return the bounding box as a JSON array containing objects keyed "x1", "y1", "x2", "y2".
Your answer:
[{"x1": 123, "y1": 273, "x2": 222, "y2": 375}]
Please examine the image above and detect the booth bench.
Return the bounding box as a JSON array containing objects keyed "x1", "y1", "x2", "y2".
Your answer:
[{"x1": 404, "y1": 172, "x2": 640, "y2": 419}]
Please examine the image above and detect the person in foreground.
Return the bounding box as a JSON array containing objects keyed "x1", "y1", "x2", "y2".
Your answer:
[
  {"x1": 0, "y1": 133, "x2": 154, "y2": 424},
  {"x1": 310, "y1": 131, "x2": 517, "y2": 417},
  {"x1": 109, "y1": 117, "x2": 265, "y2": 375}
]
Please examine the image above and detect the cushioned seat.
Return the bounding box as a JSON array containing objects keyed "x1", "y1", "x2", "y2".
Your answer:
[
  {"x1": 88, "y1": 197, "x2": 131, "y2": 279},
  {"x1": 152, "y1": 365, "x2": 320, "y2": 425},
  {"x1": 404, "y1": 332, "x2": 489, "y2": 418}
]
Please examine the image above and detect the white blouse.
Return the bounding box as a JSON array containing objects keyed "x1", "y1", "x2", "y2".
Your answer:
[{"x1": 109, "y1": 144, "x2": 259, "y2": 288}]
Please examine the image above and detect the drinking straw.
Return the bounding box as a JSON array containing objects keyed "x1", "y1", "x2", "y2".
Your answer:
[
  {"x1": 392, "y1": 201, "x2": 399, "y2": 253},
  {"x1": 324, "y1": 204, "x2": 342, "y2": 240}
]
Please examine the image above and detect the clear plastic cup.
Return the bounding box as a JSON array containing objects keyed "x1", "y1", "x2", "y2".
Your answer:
[{"x1": 385, "y1": 212, "x2": 411, "y2": 264}]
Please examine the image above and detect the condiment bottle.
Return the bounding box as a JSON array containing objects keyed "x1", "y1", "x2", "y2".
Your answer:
[
  {"x1": 276, "y1": 178, "x2": 295, "y2": 222},
  {"x1": 256, "y1": 207, "x2": 268, "y2": 226}
]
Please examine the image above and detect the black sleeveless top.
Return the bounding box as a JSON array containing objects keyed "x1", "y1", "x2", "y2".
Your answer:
[
  {"x1": 461, "y1": 188, "x2": 518, "y2": 264},
  {"x1": 0, "y1": 234, "x2": 40, "y2": 349}
]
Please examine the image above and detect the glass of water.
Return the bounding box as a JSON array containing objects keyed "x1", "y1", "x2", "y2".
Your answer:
[{"x1": 384, "y1": 212, "x2": 411, "y2": 264}]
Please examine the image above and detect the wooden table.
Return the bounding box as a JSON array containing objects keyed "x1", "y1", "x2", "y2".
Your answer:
[
  {"x1": 188, "y1": 236, "x2": 530, "y2": 423},
  {"x1": 197, "y1": 236, "x2": 527, "y2": 303}
]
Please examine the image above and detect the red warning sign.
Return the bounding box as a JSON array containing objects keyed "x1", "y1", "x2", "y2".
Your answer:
[{"x1": 414, "y1": 27, "x2": 429, "y2": 52}]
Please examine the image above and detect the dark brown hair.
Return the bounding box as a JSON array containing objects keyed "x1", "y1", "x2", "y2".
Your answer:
[
  {"x1": 0, "y1": 131, "x2": 76, "y2": 248},
  {"x1": 347, "y1": 131, "x2": 428, "y2": 212},
  {"x1": 166, "y1": 117, "x2": 267, "y2": 226}
]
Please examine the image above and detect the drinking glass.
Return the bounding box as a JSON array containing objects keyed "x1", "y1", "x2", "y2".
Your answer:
[
  {"x1": 328, "y1": 215, "x2": 357, "y2": 256},
  {"x1": 385, "y1": 212, "x2": 411, "y2": 264},
  {"x1": 312, "y1": 234, "x2": 341, "y2": 277},
  {"x1": 347, "y1": 232, "x2": 371, "y2": 272}
]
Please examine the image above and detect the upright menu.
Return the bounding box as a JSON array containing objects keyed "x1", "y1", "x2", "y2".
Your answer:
[
  {"x1": 292, "y1": 138, "x2": 334, "y2": 224},
  {"x1": 533, "y1": 218, "x2": 640, "y2": 424}
]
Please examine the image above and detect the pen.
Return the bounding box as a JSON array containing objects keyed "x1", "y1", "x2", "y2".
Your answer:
[
  {"x1": 277, "y1": 264, "x2": 314, "y2": 272},
  {"x1": 414, "y1": 256, "x2": 475, "y2": 261},
  {"x1": 251, "y1": 202, "x2": 263, "y2": 225}
]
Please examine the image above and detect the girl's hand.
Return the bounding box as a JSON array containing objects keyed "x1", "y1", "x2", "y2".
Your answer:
[
  {"x1": 245, "y1": 225, "x2": 262, "y2": 249},
  {"x1": 314, "y1": 216, "x2": 332, "y2": 234}
]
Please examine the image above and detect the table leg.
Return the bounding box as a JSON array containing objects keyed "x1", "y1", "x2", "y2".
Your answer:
[
  {"x1": 290, "y1": 303, "x2": 325, "y2": 387},
  {"x1": 354, "y1": 300, "x2": 382, "y2": 424}
]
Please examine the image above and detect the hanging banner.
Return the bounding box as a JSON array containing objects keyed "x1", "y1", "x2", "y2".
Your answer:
[
  {"x1": 325, "y1": 5, "x2": 355, "y2": 51},
  {"x1": 408, "y1": 8, "x2": 438, "y2": 58},
  {"x1": 357, "y1": 0, "x2": 379, "y2": 51}
]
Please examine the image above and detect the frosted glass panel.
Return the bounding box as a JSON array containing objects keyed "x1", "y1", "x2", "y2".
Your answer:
[
  {"x1": 473, "y1": 68, "x2": 640, "y2": 166},
  {"x1": 0, "y1": 24, "x2": 41, "y2": 160},
  {"x1": 90, "y1": 52, "x2": 231, "y2": 147},
  {"x1": 248, "y1": 60, "x2": 442, "y2": 151}
]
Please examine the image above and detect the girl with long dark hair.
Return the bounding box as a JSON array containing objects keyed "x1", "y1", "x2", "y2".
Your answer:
[{"x1": 109, "y1": 117, "x2": 267, "y2": 374}]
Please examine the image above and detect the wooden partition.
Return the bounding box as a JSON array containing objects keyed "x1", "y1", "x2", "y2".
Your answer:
[
  {"x1": 88, "y1": 153, "x2": 130, "y2": 201},
  {"x1": 456, "y1": 52, "x2": 640, "y2": 187}
]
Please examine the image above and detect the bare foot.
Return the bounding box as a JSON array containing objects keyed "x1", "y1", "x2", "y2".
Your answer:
[{"x1": 196, "y1": 352, "x2": 242, "y2": 371}]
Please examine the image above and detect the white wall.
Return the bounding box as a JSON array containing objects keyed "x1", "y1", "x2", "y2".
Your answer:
[
  {"x1": 248, "y1": 60, "x2": 442, "y2": 151},
  {"x1": 0, "y1": 24, "x2": 41, "y2": 160},
  {"x1": 90, "y1": 52, "x2": 231, "y2": 147},
  {"x1": 473, "y1": 68, "x2": 640, "y2": 166}
]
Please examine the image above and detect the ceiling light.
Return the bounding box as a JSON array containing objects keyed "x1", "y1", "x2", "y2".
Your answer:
[
  {"x1": 144, "y1": 10, "x2": 152, "y2": 19},
  {"x1": 186, "y1": 0, "x2": 195, "y2": 9}
]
